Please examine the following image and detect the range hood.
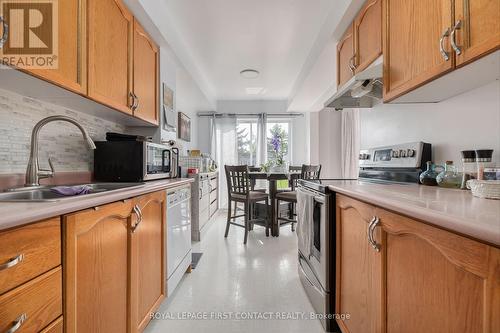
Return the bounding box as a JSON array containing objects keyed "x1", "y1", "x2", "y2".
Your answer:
[{"x1": 325, "y1": 57, "x2": 383, "y2": 110}]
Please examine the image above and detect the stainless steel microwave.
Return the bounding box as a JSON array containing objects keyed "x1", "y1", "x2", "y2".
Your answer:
[{"x1": 94, "y1": 141, "x2": 178, "y2": 182}]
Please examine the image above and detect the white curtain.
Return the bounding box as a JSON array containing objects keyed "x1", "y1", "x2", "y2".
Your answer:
[
  {"x1": 256, "y1": 113, "x2": 267, "y2": 166},
  {"x1": 341, "y1": 109, "x2": 361, "y2": 179},
  {"x1": 212, "y1": 116, "x2": 237, "y2": 209}
]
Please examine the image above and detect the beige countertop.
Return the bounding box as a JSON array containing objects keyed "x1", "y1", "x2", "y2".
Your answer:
[
  {"x1": 328, "y1": 180, "x2": 500, "y2": 247},
  {"x1": 0, "y1": 178, "x2": 193, "y2": 232}
]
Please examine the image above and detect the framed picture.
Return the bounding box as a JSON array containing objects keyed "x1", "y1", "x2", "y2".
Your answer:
[
  {"x1": 162, "y1": 83, "x2": 176, "y2": 130},
  {"x1": 178, "y1": 112, "x2": 191, "y2": 142}
]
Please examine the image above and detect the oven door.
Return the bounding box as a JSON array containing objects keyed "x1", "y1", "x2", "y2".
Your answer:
[
  {"x1": 297, "y1": 186, "x2": 330, "y2": 293},
  {"x1": 144, "y1": 143, "x2": 171, "y2": 180}
]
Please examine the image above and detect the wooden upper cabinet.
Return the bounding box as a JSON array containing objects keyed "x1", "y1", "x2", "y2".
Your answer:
[
  {"x1": 378, "y1": 207, "x2": 500, "y2": 333},
  {"x1": 354, "y1": 0, "x2": 382, "y2": 73},
  {"x1": 88, "y1": 0, "x2": 133, "y2": 114},
  {"x1": 454, "y1": 0, "x2": 500, "y2": 67},
  {"x1": 133, "y1": 19, "x2": 159, "y2": 125},
  {"x1": 63, "y1": 200, "x2": 135, "y2": 333},
  {"x1": 383, "y1": 0, "x2": 454, "y2": 101},
  {"x1": 27, "y1": 0, "x2": 87, "y2": 94},
  {"x1": 335, "y1": 195, "x2": 383, "y2": 333},
  {"x1": 337, "y1": 24, "x2": 355, "y2": 88},
  {"x1": 130, "y1": 191, "x2": 166, "y2": 332}
]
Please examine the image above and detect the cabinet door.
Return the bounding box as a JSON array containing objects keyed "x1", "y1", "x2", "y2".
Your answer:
[
  {"x1": 27, "y1": 0, "x2": 87, "y2": 94},
  {"x1": 336, "y1": 195, "x2": 383, "y2": 333},
  {"x1": 88, "y1": 0, "x2": 133, "y2": 114},
  {"x1": 454, "y1": 0, "x2": 500, "y2": 67},
  {"x1": 383, "y1": 0, "x2": 454, "y2": 101},
  {"x1": 133, "y1": 19, "x2": 159, "y2": 125},
  {"x1": 354, "y1": 0, "x2": 382, "y2": 73},
  {"x1": 130, "y1": 191, "x2": 166, "y2": 332},
  {"x1": 337, "y1": 24, "x2": 355, "y2": 88},
  {"x1": 378, "y1": 207, "x2": 500, "y2": 333},
  {"x1": 63, "y1": 200, "x2": 134, "y2": 333}
]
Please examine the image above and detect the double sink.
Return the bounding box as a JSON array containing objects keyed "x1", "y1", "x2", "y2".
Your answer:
[{"x1": 0, "y1": 183, "x2": 145, "y2": 202}]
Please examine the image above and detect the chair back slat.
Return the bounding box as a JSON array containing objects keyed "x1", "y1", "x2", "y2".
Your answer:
[
  {"x1": 301, "y1": 164, "x2": 322, "y2": 180},
  {"x1": 225, "y1": 165, "x2": 251, "y2": 197}
]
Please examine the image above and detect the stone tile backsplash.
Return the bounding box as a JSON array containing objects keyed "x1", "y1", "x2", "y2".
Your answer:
[{"x1": 0, "y1": 88, "x2": 126, "y2": 174}]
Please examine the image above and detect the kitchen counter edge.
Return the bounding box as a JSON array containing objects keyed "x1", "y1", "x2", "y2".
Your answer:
[{"x1": 0, "y1": 178, "x2": 194, "y2": 232}]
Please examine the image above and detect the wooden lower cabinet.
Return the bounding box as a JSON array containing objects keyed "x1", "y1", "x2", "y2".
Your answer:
[
  {"x1": 41, "y1": 317, "x2": 64, "y2": 333},
  {"x1": 63, "y1": 190, "x2": 166, "y2": 333},
  {"x1": 63, "y1": 200, "x2": 134, "y2": 333},
  {"x1": 336, "y1": 195, "x2": 383, "y2": 333},
  {"x1": 130, "y1": 191, "x2": 166, "y2": 332},
  {"x1": 336, "y1": 194, "x2": 500, "y2": 333}
]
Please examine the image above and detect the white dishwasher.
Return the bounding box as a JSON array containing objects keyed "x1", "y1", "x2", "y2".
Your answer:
[{"x1": 167, "y1": 185, "x2": 192, "y2": 297}]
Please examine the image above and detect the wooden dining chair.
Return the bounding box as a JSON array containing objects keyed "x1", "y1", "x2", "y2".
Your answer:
[
  {"x1": 224, "y1": 165, "x2": 270, "y2": 244},
  {"x1": 275, "y1": 164, "x2": 321, "y2": 232}
]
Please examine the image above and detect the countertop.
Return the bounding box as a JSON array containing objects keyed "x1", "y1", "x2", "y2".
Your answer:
[
  {"x1": 327, "y1": 180, "x2": 500, "y2": 247},
  {"x1": 0, "y1": 178, "x2": 193, "y2": 231}
]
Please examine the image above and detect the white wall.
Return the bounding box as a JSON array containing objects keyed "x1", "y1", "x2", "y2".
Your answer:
[
  {"x1": 317, "y1": 109, "x2": 342, "y2": 178},
  {"x1": 360, "y1": 80, "x2": 500, "y2": 165}
]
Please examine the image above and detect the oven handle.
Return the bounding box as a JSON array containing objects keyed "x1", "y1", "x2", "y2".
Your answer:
[{"x1": 298, "y1": 255, "x2": 325, "y2": 296}]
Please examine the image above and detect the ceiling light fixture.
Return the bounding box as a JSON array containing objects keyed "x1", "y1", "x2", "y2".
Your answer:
[
  {"x1": 246, "y1": 87, "x2": 265, "y2": 95},
  {"x1": 240, "y1": 69, "x2": 260, "y2": 79}
]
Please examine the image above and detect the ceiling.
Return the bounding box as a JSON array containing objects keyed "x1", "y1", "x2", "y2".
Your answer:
[{"x1": 160, "y1": 0, "x2": 337, "y2": 101}]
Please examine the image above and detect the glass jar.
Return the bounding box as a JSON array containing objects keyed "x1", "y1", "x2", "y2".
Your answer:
[
  {"x1": 420, "y1": 161, "x2": 443, "y2": 186},
  {"x1": 476, "y1": 149, "x2": 494, "y2": 180},
  {"x1": 461, "y1": 150, "x2": 477, "y2": 189},
  {"x1": 436, "y1": 161, "x2": 462, "y2": 188}
]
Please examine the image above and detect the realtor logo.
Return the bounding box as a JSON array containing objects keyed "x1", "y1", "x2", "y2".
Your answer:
[{"x1": 0, "y1": 0, "x2": 58, "y2": 69}]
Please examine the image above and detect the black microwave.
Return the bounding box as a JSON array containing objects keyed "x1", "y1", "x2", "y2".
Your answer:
[{"x1": 94, "y1": 141, "x2": 178, "y2": 182}]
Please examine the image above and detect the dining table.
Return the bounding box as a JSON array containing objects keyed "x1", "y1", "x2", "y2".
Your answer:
[{"x1": 248, "y1": 171, "x2": 301, "y2": 237}]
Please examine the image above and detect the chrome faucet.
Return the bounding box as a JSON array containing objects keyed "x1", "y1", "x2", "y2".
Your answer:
[{"x1": 25, "y1": 115, "x2": 96, "y2": 187}]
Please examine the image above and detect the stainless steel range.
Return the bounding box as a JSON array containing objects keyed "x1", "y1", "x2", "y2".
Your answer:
[{"x1": 296, "y1": 142, "x2": 431, "y2": 332}]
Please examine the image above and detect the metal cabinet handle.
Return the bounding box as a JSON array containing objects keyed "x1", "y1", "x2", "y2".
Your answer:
[
  {"x1": 131, "y1": 205, "x2": 143, "y2": 233},
  {"x1": 450, "y1": 20, "x2": 462, "y2": 55},
  {"x1": 6, "y1": 314, "x2": 27, "y2": 333},
  {"x1": 367, "y1": 216, "x2": 380, "y2": 252},
  {"x1": 129, "y1": 92, "x2": 135, "y2": 109},
  {"x1": 439, "y1": 28, "x2": 451, "y2": 61},
  {"x1": 348, "y1": 55, "x2": 357, "y2": 74},
  {"x1": 134, "y1": 93, "x2": 140, "y2": 111},
  {"x1": 0, "y1": 254, "x2": 24, "y2": 271},
  {"x1": 0, "y1": 16, "x2": 8, "y2": 49}
]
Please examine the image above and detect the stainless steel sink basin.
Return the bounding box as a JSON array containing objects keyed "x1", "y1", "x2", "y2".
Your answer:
[{"x1": 0, "y1": 183, "x2": 145, "y2": 202}]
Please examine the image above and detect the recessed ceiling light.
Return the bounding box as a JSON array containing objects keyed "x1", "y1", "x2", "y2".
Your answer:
[
  {"x1": 246, "y1": 87, "x2": 265, "y2": 95},
  {"x1": 240, "y1": 69, "x2": 260, "y2": 79}
]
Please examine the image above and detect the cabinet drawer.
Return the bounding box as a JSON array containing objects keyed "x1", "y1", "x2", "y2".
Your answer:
[
  {"x1": 0, "y1": 267, "x2": 62, "y2": 333},
  {"x1": 210, "y1": 177, "x2": 218, "y2": 191},
  {"x1": 40, "y1": 317, "x2": 63, "y2": 333},
  {"x1": 210, "y1": 200, "x2": 218, "y2": 217},
  {"x1": 0, "y1": 218, "x2": 61, "y2": 295}
]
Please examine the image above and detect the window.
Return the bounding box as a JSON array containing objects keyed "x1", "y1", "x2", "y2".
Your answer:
[
  {"x1": 267, "y1": 120, "x2": 291, "y2": 165},
  {"x1": 236, "y1": 118, "x2": 292, "y2": 167},
  {"x1": 236, "y1": 119, "x2": 258, "y2": 166}
]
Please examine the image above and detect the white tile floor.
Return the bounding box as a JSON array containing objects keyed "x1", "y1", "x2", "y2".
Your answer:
[{"x1": 146, "y1": 211, "x2": 325, "y2": 333}]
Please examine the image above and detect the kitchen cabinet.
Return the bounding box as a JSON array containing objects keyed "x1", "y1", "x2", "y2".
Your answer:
[
  {"x1": 454, "y1": 0, "x2": 500, "y2": 67},
  {"x1": 133, "y1": 19, "x2": 160, "y2": 125},
  {"x1": 383, "y1": 0, "x2": 454, "y2": 101},
  {"x1": 335, "y1": 195, "x2": 382, "y2": 333},
  {"x1": 0, "y1": 218, "x2": 62, "y2": 333},
  {"x1": 354, "y1": 0, "x2": 382, "y2": 73},
  {"x1": 88, "y1": 0, "x2": 133, "y2": 115},
  {"x1": 383, "y1": 0, "x2": 500, "y2": 102},
  {"x1": 130, "y1": 191, "x2": 166, "y2": 332},
  {"x1": 335, "y1": 194, "x2": 500, "y2": 333},
  {"x1": 337, "y1": 24, "x2": 355, "y2": 88},
  {"x1": 63, "y1": 200, "x2": 134, "y2": 333},
  {"x1": 63, "y1": 190, "x2": 166, "y2": 333},
  {"x1": 27, "y1": 0, "x2": 87, "y2": 94},
  {"x1": 190, "y1": 172, "x2": 219, "y2": 241}
]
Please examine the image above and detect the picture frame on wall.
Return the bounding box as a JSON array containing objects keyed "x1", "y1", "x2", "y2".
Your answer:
[
  {"x1": 178, "y1": 112, "x2": 191, "y2": 142},
  {"x1": 162, "y1": 83, "x2": 176, "y2": 130}
]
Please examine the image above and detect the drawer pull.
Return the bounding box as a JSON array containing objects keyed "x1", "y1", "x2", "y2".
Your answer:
[
  {"x1": 0, "y1": 254, "x2": 24, "y2": 271},
  {"x1": 131, "y1": 205, "x2": 143, "y2": 233},
  {"x1": 6, "y1": 314, "x2": 27, "y2": 333},
  {"x1": 367, "y1": 216, "x2": 381, "y2": 252}
]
